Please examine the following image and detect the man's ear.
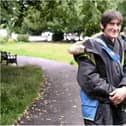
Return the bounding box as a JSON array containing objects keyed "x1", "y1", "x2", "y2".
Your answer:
[{"x1": 100, "y1": 23, "x2": 104, "y2": 30}]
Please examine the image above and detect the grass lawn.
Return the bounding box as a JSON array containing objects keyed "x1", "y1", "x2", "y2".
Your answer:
[
  {"x1": 1, "y1": 64, "x2": 43, "y2": 125},
  {"x1": 0, "y1": 42, "x2": 76, "y2": 64}
]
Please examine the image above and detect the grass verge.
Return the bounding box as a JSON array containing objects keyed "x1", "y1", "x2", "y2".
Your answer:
[
  {"x1": 0, "y1": 42, "x2": 76, "y2": 65},
  {"x1": 0, "y1": 64, "x2": 43, "y2": 125}
]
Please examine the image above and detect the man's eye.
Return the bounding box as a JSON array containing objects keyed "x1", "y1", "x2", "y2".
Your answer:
[
  {"x1": 117, "y1": 23, "x2": 121, "y2": 26},
  {"x1": 109, "y1": 23, "x2": 114, "y2": 25},
  {"x1": 109, "y1": 23, "x2": 120, "y2": 26}
]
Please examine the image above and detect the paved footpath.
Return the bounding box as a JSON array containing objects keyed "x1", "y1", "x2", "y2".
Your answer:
[{"x1": 14, "y1": 56, "x2": 84, "y2": 125}]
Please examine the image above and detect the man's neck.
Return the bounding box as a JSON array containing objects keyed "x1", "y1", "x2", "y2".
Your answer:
[{"x1": 103, "y1": 34, "x2": 116, "y2": 43}]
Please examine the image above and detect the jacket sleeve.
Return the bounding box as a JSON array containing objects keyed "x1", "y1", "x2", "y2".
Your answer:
[{"x1": 77, "y1": 55, "x2": 116, "y2": 101}]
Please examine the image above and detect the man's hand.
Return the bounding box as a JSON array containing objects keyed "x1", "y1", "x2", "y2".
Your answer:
[{"x1": 109, "y1": 86, "x2": 126, "y2": 105}]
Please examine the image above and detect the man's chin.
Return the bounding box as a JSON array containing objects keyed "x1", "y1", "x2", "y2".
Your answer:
[{"x1": 111, "y1": 34, "x2": 119, "y2": 39}]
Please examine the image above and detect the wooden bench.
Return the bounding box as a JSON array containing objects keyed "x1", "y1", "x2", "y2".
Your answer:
[{"x1": 0, "y1": 51, "x2": 17, "y2": 65}]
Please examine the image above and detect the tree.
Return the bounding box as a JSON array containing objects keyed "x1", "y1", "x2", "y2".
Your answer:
[
  {"x1": 79, "y1": 0, "x2": 118, "y2": 36},
  {"x1": 117, "y1": 0, "x2": 126, "y2": 30},
  {"x1": 0, "y1": 0, "x2": 21, "y2": 36},
  {"x1": 1, "y1": 0, "x2": 122, "y2": 38}
]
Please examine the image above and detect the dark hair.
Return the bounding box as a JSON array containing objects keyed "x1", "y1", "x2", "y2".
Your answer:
[{"x1": 101, "y1": 10, "x2": 123, "y2": 29}]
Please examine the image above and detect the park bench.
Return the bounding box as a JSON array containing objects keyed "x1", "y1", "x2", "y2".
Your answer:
[{"x1": 0, "y1": 51, "x2": 17, "y2": 65}]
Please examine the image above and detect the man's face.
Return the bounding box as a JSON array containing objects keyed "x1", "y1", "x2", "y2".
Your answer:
[{"x1": 103, "y1": 19, "x2": 121, "y2": 41}]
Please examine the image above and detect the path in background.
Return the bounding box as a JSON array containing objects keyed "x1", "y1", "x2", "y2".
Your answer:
[{"x1": 15, "y1": 56, "x2": 83, "y2": 125}]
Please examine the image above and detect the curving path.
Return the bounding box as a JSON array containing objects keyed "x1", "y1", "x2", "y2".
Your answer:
[{"x1": 14, "y1": 56, "x2": 83, "y2": 125}]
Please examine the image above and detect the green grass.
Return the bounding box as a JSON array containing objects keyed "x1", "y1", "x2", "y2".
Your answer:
[
  {"x1": 1, "y1": 64, "x2": 43, "y2": 125},
  {"x1": 0, "y1": 42, "x2": 76, "y2": 64}
]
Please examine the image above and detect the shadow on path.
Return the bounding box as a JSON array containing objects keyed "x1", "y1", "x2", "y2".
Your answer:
[{"x1": 15, "y1": 56, "x2": 83, "y2": 125}]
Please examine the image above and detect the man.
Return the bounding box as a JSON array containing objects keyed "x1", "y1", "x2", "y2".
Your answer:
[{"x1": 68, "y1": 10, "x2": 126, "y2": 125}]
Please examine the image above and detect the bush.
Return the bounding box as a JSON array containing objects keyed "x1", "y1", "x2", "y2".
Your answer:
[
  {"x1": 52, "y1": 32, "x2": 64, "y2": 41},
  {"x1": 17, "y1": 34, "x2": 29, "y2": 42},
  {"x1": 0, "y1": 36, "x2": 8, "y2": 43},
  {"x1": 8, "y1": 38, "x2": 16, "y2": 43}
]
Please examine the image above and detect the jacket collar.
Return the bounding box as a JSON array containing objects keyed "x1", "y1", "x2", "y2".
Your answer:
[{"x1": 99, "y1": 34, "x2": 115, "y2": 50}]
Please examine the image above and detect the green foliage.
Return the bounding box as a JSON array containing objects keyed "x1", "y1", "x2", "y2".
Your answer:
[
  {"x1": 1, "y1": 0, "x2": 125, "y2": 36},
  {"x1": 117, "y1": 0, "x2": 126, "y2": 29},
  {"x1": 0, "y1": 0, "x2": 21, "y2": 36},
  {"x1": 80, "y1": 0, "x2": 118, "y2": 36},
  {"x1": 17, "y1": 34, "x2": 29, "y2": 42},
  {"x1": 1, "y1": 64, "x2": 43, "y2": 125},
  {"x1": 23, "y1": 7, "x2": 44, "y2": 34}
]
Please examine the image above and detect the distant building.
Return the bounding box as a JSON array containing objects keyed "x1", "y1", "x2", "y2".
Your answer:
[
  {"x1": 11, "y1": 32, "x2": 18, "y2": 40},
  {"x1": 29, "y1": 31, "x2": 53, "y2": 42},
  {"x1": 0, "y1": 29, "x2": 8, "y2": 37},
  {"x1": 64, "y1": 33, "x2": 84, "y2": 41}
]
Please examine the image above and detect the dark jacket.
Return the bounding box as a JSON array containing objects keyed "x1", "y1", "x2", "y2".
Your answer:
[{"x1": 75, "y1": 34, "x2": 126, "y2": 125}]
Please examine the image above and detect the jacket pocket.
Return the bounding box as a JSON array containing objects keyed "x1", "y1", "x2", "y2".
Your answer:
[{"x1": 80, "y1": 89, "x2": 99, "y2": 121}]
